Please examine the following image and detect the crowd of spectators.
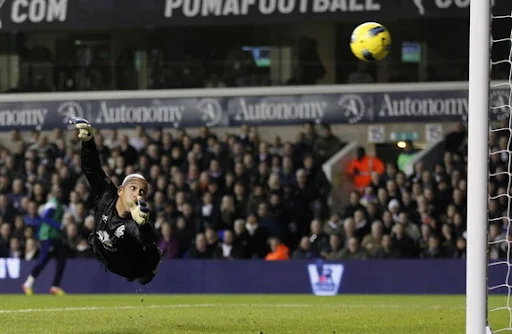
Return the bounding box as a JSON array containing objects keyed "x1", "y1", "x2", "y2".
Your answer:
[
  {"x1": 0, "y1": 123, "x2": 339, "y2": 261},
  {"x1": 0, "y1": 120, "x2": 505, "y2": 262}
]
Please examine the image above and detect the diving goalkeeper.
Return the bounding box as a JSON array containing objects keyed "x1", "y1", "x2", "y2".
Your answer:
[{"x1": 72, "y1": 118, "x2": 161, "y2": 285}]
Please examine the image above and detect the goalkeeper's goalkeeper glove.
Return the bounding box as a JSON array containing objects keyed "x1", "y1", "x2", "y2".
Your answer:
[
  {"x1": 69, "y1": 117, "x2": 93, "y2": 142},
  {"x1": 130, "y1": 197, "x2": 150, "y2": 225}
]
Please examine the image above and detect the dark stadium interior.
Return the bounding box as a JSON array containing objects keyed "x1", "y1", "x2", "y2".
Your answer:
[{"x1": 0, "y1": 16, "x2": 509, "y2": 93}]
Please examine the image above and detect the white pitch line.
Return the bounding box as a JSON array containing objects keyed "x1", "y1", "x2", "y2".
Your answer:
[
  {"x1": 0, "y1": 303, "x2": 217, "y2": 314},
  {"x1": 0, "y1": 303, "x2": 465, "y2": 314}
]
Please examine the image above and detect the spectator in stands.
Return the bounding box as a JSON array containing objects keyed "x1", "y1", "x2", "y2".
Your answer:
[
  {"x1": 323, "y1": 212, "x2": 343, "y2": 236},
  {"x1": 444, "y1": 122, "x2": 467, "y2": 154},
  {"x1": 205, "y1": 227, "x2": 221, "y2": 253},
  {"x1": 175, "y1": 217, "x2": 193, "y2": 257},
  {"x1": 300, "y1": 122, "x2": 318, "y2": 153},
  {"x1": 24, "y1": 238, "x2": 39, "y2": 261},
  {"x1": 308, "y1": 219, "x2": 329, "y2": 255},
  {"x1": 420, "y1": 235, "x2": 448, "y2": 259},
  {"x1": 398, "y1": 212, "x2": 420, "y2": 241},
  {"x1": 341, "y1": 191, "x2": 365, "y2": 220},
  {"x1": 75, "y1": 239, "x2": 93, "y2": 258},
  {"x1": 361, "y1": 221, "x2": 384, "y2": 256},
  {"x1": 9, "y1": 179, "x2": 26, "y2": 212},
  {"x1": 0, "y1": 194, "x2": 16, "y2": 224},
  {"x1": 346, "y1": 147, "x2": 385, "y2": 193},
  {"x1": 339, "y1": 237, "x2": 368, "y2": 260},
  {"x1": 342, "y1": 217, "x2": 356, "y2": 245},
  {"x1": 292, "y1": 236, "x2": 316, "y2": 260},
  {"x1": 12, "y1": 216, "x2": 25, "y2": 240},
  {"x1": 9, "y1": 237, "x2": 23, "y2": 258},
  {"x1": 218, "y1": 195, "x2": 236, "y2": 230},
  {"x1": 189, "y1": 233, "x2": 211, "y2": 259},
  {"x1": 397, "y1": 140, "x2": 418, "y2": 172},
  {"x1": 158, "y1": 222, "x2": 179, "y2": 260},
  {"x1": 213, "y1": 230, "x2": 246, "y2": 259},
  {"x1": 245, "y1": 213, "x2": 269, "y2": 259},
  {"x1": 360, "y1": 186, "x2": 377, "y2": 207},
  {"x1": 313, "y1": 124, "x2": 343, "y2": 164},
  {"x1": 374, "y1": 235, "x2": 397, "y2": 259},
  {"x1": 453, "y1": 237, "x2": 467, "y2": 259},
  {"x1": 391, "y1": 223, "x2": 418, "y2": 258},
  {"x1": 257, "y1": 202, "x2": 280, "y2": 239},
  {"x1": 265, "y1": 237, "x2": 290, "y2": 261},
  {"x1": 0, "y1": 223, "x2": 11, "y2": 257},
  {"x1": 321, "y1": 234, "x2": 343, "y2": 260}
]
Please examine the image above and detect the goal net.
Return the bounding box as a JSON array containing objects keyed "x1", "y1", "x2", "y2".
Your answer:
[
  {"x1": 473, "y1": 1, "x2": 512, "y2": 333},
  {"x1": 487, "y1": 28, "x2": 512, "y2": 332}
]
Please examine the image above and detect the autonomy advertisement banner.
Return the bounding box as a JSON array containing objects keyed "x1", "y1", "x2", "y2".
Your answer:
[
  {"x1": 0, "y1": 88, "x2": 508, "y2": 131},
  {"x1": 0, "y1": 259, "x2": 507, "y2": 295},
  {"x1": 0, "y1": 0, "x2": 508, "y2": 31}
]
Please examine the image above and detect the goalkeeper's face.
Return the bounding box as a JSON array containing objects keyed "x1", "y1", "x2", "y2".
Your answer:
[{"x1": 118, "y1": 179, "x2": 149, "y2": 212}]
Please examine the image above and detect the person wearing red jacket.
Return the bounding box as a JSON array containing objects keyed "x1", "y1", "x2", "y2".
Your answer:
[
  {"x1": 346, "y1": 147, "x2": 385, "y2": 193},
  {"x1": 265, "y1": 237, "x2": 290, "y2": 261}
]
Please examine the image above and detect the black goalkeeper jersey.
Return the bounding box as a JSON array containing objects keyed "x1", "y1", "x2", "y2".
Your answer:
[{"x1": 81, "y1": 139, "x2": 160, "y2": 280}]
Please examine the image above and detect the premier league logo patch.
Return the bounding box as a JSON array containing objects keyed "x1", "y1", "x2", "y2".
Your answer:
[{"x1": 307, "y1": 259, "x2": 344, "y2": 296}]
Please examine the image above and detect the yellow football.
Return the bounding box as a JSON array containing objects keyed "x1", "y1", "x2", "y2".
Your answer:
[{"x1": 350, "y1": 22, "x2": 392, "y2": 62}]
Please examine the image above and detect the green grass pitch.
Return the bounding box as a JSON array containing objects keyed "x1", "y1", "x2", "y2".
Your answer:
[{"x1": 0, "y1": 294, "x2": 508, "y2": 333}]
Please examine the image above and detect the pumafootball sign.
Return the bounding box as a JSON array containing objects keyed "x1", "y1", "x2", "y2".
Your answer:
[{"x1": 0, "y1": 0, "x2": 508, "y2": 31}]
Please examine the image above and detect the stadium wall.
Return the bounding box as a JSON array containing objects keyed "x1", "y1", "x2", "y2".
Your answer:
[{"x1": 0, "y1": 259, "x2": 505, "y2": 295}]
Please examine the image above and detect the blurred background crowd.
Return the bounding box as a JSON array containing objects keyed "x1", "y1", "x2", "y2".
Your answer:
[{"x1": 0, "y1": 118, "x2": 503, "y2": 263}]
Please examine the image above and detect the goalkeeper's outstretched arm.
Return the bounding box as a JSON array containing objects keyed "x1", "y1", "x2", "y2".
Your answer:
[{"x1": 73, "y1": 120, "x2": 111, "y2": 199}]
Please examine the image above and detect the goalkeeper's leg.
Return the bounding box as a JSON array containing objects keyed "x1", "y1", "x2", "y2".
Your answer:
[{"x1": 22, "y1": 240, "x2": 52, "y2": 295}]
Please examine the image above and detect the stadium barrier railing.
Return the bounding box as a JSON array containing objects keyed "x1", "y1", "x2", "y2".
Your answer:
[{"x1": 321, "y1": 141, "x2": 358, "y2": 214}]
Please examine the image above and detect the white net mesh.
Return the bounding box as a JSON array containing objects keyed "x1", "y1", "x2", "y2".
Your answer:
[{"x1": 488, "y1": 7, "x2": 512, "y2": 333}]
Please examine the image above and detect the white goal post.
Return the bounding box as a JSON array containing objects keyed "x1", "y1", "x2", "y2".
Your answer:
[{"x1": 467, "y1": 0, "x2": 492, "y2": 334}]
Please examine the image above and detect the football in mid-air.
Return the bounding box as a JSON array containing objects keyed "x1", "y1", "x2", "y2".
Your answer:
[{"x1": 350, "y1": 22, "x2": 391, "y2": 62}]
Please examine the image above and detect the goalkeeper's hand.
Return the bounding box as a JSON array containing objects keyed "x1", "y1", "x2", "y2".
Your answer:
[
  {"x1": 129, "y1": 196, "x2": 150, "y2": 225},
  {"x1": 69, "y1": 117, "x2": 93, "y2": 142}
]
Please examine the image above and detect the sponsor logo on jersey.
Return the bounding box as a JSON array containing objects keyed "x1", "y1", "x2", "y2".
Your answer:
[
  {"x1": 96, "y1": 230, "x2": 117, "y2": 252},
  {"x1": 114, "y1": 225, "x2": 125, "y2": 238}
]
